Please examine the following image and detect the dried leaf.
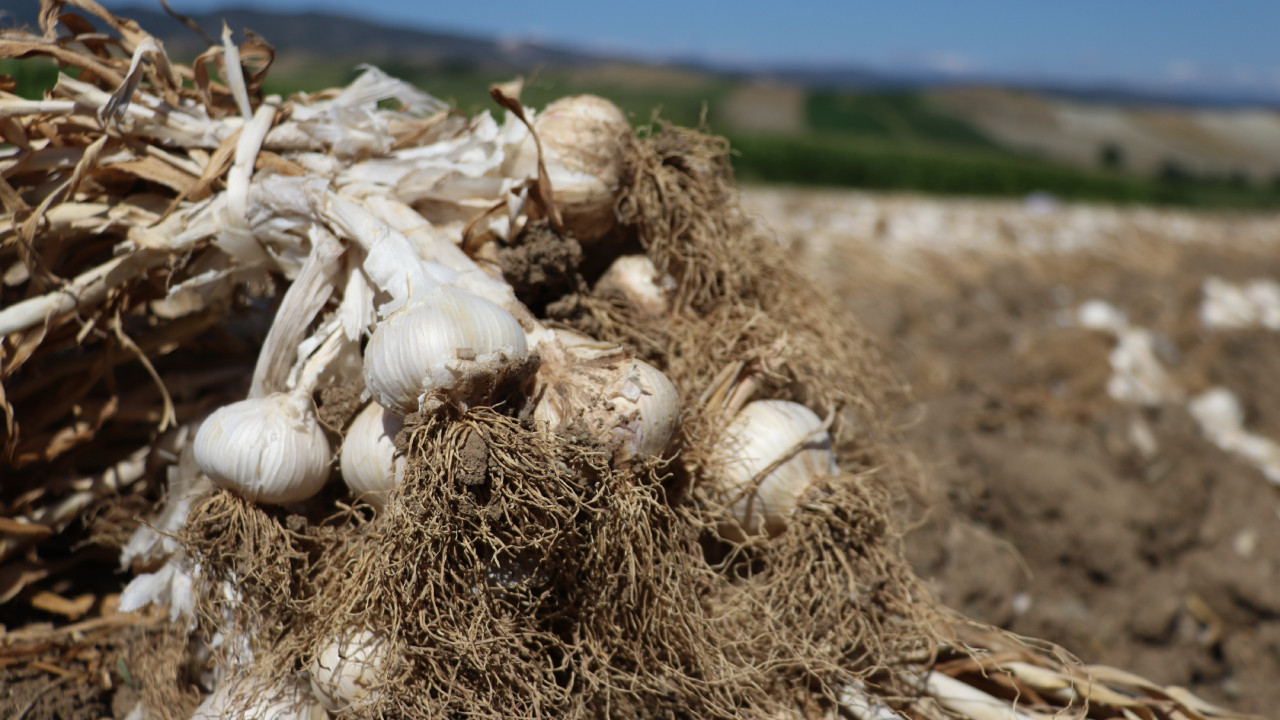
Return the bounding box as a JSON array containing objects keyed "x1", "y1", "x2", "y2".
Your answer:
[
  {"x1": 489, "y1": 78, "x2": 562, "y2": 231},
  {"x1": 249, "y1": 225, "x2": 343, "y2": 397},
  {"x1": 0, "y1": 560, "x2": 53, "y2": 604},
  {"x1": 0, "y1": 39, "x2": 124, "y2": 88},
  {"x1": 29, "y1": 590, "x2": 95, "y2": 620},
  {"x1": 0, "y1": 518, "x2": 54, "y2": 538}
]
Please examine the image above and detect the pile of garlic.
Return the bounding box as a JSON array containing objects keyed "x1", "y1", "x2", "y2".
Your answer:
[
  {"x1": 83, "y1": 31, "x2": 836, "y2": 717},
  {"x1": 150, "y1": 73, "x2": 661, "y2": 512},
  {"x1": 90, "y1": 48, "x2": 699, "y2": 712}
]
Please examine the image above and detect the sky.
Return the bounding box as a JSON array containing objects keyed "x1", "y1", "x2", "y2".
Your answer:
[{"x1": 140, "y1": 1, "x2": 1280, "y2": 94}]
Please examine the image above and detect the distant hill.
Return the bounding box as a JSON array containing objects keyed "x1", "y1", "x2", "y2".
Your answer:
[
  {"x1": 2, "y1": 3, "x2": 605, "y2": 70},
  {"x1": 932, "y1": 86, "x2": 1280, "y2": 182}
]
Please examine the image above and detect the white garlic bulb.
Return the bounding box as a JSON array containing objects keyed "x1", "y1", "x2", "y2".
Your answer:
[
  {"x1": 309, "y1": 630, "x2": 394, "y2": 713},
  {"x1": 606, "y1": 357, "x2": 680, "y2": 462},
  {"x1": 532, "y1": 331, "x2": 680, "y2": 464},
  {"x1": 339, "y1": 403, "x2": 405, "y2": 511},
  {"x1": 192, "y1": 676, "x2": 329, "y2": 720},
  {"x1": 363, "y1": 284, "x2": 529, "y2": 414},
  {"x1": 709, "y1": 400, "x2": 837, "y2": 539},
  {"x1": 510, "y1": 95, "x2": 630, "y2": 241},
  {"x1": 194, "y1": 391, "x2": 331, "y2": 505},
  {"x1": 595, "y1": 255, "x2": 675, "y2": 318}
]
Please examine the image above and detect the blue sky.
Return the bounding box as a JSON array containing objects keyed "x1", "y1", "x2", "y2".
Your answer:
[{"x1": 147, "y1": 1, "x2": 1278, "y2": 92}]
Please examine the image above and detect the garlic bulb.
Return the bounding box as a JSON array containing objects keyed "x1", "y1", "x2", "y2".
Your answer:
[
  {"x1": 532, "y1": 331, "x2": 680, "y2": 464},
  {"x1": 194, "y1": 391, "x2": 331, "y2": 504},
  {"x1": 606, "y1": 358, "x2": 680, "y2": 462},
  {"x1": 309, "y1": 630, "x2": 394, "y2": 713},
  {"x1": 708, "y1": 400, "x2": 837, "y2": 539},
  {"x1": 595, "y1": 255, "x2": 675, "y2": 317},
  {"x1": 192, "y1": 676, "x2": 329, "y2": 720},
  {"x1": 511, "y1": 95, "x2": 630, "y2": 241},
  {"x1": 339, "y1": 403, "x2": 405, "y2": 511},
  {"x1": 363, "y1": 284, "x2": 529, "y2": 414}
]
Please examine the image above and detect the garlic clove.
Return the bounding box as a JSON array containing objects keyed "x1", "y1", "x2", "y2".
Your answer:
[
  {"x1": 709, "y1": 400, "x2": 837, "y2": 539},
  {"x1": 362, "y1": 284, "x2": 529, "y2": 414},
  {"x1": 606, "y1": 358, "x2": 681, "y2": 463},
  {"x1": 531, "y1": 330, "x2": 680, "y2": 464},
  {"x1": 193, "y1": 391, "x2": 332, "y2": 505},
  {"x1": 308, "y1": 630, "x2": 394, "y2": 713},
  {"x1": 339, "y1": 402, "x2": 405, "y2": 511},
  {"x1": 594, "y1": 254, "x2": 675, "y2": 318},
  {"x1": 192, "y1": 676, "x2": 329, "y2": 720},
  {"x1": 509, "y1": 95, "x2": 630, "y2": 241}
]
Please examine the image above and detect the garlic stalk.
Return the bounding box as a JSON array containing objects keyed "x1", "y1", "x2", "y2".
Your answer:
[
  {"x1": 249, "y1": 226, "x2": 344, "y2": 398},
  {"x1": 308, "y1": 630, "x2": 395, "y2": 713},
  {"x1": 359, "y1": 194, "x2": 518, "y2": 310},
  {"x1": 531, "y1": 330, "x2": 680, "y2": 464},
  {"x1": 338, "y1": 403, "x2": 405, "y2": 511},
  {"x1": 359, "y1": 194, "x2": 555, "y2": 348},
  {"x1": 707, "y1": 400, "x2": 837, "y2": 539}
]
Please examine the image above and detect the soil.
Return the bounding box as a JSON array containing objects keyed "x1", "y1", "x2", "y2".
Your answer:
[
  {"x1": 494, "y1": 220, "x2": 585, "y2": 313},
  {"x1": 820, "y1": 239, "x2": 1280, "y2": 716},
  {"x1": 0, "y1": 624, "x2": 158, "y2": 720},
  {"x1": 316, "y1": 381, "x2": 367, "y2": 434},
  {"x1": 1, "y1": 671, "x2": 114, "y2": 720}
]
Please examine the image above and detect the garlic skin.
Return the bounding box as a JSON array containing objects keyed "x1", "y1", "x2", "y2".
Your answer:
[
  {"x1": 532, "y1": 331, "x2": 680, "y2": 464},
  {"x1": 194, "y1": 391, "x2": 331, "y2": 504},
  {"x1": 339, "y1": 403, "x2": 405, "y2": 511},
  {"x1": 309, "y1": 630, "x2": 394, "y2": 713},
  {"x1": 363, "y1": 284, "x2": 529, "y2": 414},
  {"x1": 709, "y1": 400, "x2": 837, "y2": 539},
  {"x1": 191, "y1": 677, "x2": 329, "y2": 720},
  {"x1": 595, "y1": 255, "x2": 675, "y2": 318},
  {"x1": 511, "y1": 95, "x2": 630, "y2": 241}
]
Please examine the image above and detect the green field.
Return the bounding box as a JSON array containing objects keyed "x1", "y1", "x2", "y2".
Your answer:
[{"x1": 7, "y1": 56, "x2": 1280, "y2": 209}]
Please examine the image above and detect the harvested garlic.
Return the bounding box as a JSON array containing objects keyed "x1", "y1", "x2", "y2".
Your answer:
[
  {"x1": 194, "y1": 391, "x2": 331, "y2": 505},
  {"x1": 511, "y1": 95, "x2": 630, "y2": 242},
  {"x1": 191, "y1": 676, "x2": 329, "y2": 720},
  {"x1": 309, "y1": 630, "x2": 395, "y2": 713},
  {"x1": 363, "y1": 284, "x2": 529, "y2": 414},
  {"x1": 322, "y1": 193, "x2": 532, "y2": 411},
  {"x1": 595, "y1": 254, "x2": 675, "y2": 317},
  {"x1": 532, "y1": 330, "x2": 680, "y2": 464},
  {"x1": 709, "y1": 400, "x2": 837, "y2": 539},
  {"x1": 339, "y1": 403, "x2": 405, "y2": 511}
]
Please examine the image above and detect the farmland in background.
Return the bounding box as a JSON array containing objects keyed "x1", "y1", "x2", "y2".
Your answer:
[{"x1": 9, "y1": 49, "x2": 1280, "y2": 210}]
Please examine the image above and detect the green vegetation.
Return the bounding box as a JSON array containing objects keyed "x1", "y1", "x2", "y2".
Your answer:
[
  {"x1": 6, "y1": 55, "x2": 1278, "y2": 209},
  {"x1": 806, "y1": 91, "x2": 997, "y2": 149},
  {"x1": 726, "y1": 133, "x2": 1280, "y2": 208},
  {"x1": 0, "y1": 58, "x2": 61, "y2": 99}
]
